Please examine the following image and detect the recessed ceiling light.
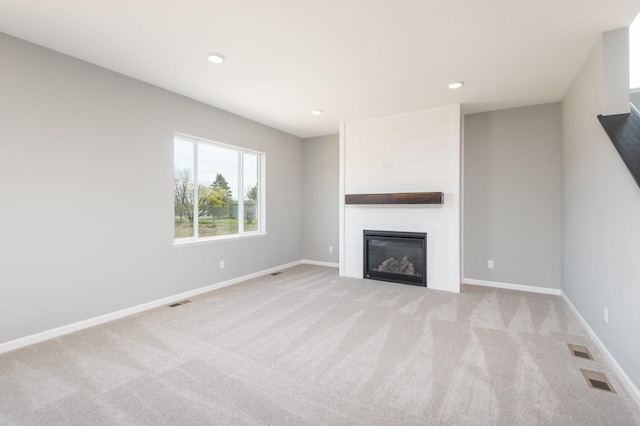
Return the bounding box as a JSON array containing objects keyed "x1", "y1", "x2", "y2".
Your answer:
[
  {"x1": 448, "y1": 81, "x2": 464, "y2": 89},
  {"x1": 312, "y1": 110, "x2": 323, "y2": 116},
  {"x1": 207, "y1": 53, "x2": 225, "y2": 64}
]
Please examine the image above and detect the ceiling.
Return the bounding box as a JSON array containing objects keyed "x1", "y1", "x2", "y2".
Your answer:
[{"x1": 0, "y1": 1, "x2": 638, "y2": 138}]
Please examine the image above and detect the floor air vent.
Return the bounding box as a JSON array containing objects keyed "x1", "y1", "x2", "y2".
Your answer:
[
  {"x1": 568, "y1": 343, "x2": 594, "y2": 360},
  {"x1": 168, "y1": 300, "x2": 191, "y2": 308},
  {"x1": 581, "y1": 369, "x2": 616, "y2": 394}
]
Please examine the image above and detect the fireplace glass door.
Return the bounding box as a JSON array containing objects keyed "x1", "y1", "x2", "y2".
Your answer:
[{"x1": 363, "y1": 230, "x2": 426, "y2": 287}]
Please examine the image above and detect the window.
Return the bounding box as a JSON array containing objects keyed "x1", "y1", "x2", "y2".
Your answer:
[{"x1": 173, "y1": 134, "x2": 264, "y2": 242}]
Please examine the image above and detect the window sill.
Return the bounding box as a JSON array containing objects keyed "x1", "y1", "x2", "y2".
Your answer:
[{"x1": 172, "y1": 231, "x2": 267, "y2": 247}]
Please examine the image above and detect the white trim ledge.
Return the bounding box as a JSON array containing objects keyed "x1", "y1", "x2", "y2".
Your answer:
[
  {"x1": 0, "y1": 260, "x2": 304, "y2": 355},
  {"x1": 462, "y1": 278, "x2": 561, "y2": 295},
  {"x1": 561, "y1": 292, "x2": 640, "y2": 408}
]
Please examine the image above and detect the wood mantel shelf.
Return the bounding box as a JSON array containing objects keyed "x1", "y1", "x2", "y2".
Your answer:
[{"x1": 345, "y1": 192, "x2": 443, "y2": 205}]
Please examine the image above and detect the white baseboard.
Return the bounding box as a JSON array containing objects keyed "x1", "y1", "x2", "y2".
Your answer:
[
  {"x1": 301, "y1": 259, "x2": 339, "y2": 268},
  {"x1": 462, "y1": 278, "x2": 562, "y2": 295},
  {"x1": 561, "y1": 292, "x2": 640, "y2": 408},
  {"x1": 0, "y1": 260, "x2": 304, "y2": 355}
]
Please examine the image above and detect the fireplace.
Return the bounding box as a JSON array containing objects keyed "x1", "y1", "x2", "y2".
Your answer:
[{"x1": 363, "y1": 230, "x2": 427, "y2": 287}]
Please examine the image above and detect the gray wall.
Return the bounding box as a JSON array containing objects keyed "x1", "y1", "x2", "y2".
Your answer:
[
  {"x1": 302, "y1": 134, "x2": 339, "y2": 264},
  {"x1": 464, "y1": 104, "x2": 562, "y2": 289},
  {"x1": 0, "y1": 33, "x2": 303, "y2": 344},
  {"x1": 602, "y1": 28, "x2": 630, "y2": 115},
  {"x1": 562, "y1": 38, "x2": 640, "y2": 390},
  {"x1": 631, "y1": 91, "x2": 640, "y2": 111}
]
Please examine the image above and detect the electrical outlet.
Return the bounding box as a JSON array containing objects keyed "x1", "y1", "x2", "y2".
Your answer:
[
  {"x1": 329, "y1": 246, "x2": 333, "y2": 253},
  {"x1": 220, "y1": 260, "x2": 225, "y2": 269},
  {"x1": 604, "y1": 306, "x2": 608, "y2": 324},
  {"x1": 488, "y1": 260, "x2": 494, "y2": 269}
]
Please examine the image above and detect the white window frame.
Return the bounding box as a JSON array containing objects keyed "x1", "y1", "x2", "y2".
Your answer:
[{"x1": 173, "y1": 133, "x2": 266, "y2": 245}]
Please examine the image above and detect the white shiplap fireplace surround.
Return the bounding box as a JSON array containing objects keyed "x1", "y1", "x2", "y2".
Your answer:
[{"x1": 339, "y1": 105, "x2": 461, "y2": 293}]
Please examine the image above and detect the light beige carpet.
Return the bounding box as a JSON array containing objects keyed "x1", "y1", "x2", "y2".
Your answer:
[{"x1": 1, "y1": 265, "x2": 639, "y2": 425}]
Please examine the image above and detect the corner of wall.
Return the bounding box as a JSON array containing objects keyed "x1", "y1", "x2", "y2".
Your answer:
[{"x1": 602, "y1": 27, "x2": 631, "y2": 116}]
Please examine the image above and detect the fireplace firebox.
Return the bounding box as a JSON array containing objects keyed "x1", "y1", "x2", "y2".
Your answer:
[{"x1": 363, "y1": 230, "x2": 427, "y2": 287}]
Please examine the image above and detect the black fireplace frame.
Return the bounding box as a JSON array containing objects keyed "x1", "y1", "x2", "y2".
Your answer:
[{"x1": 363, "y1": 230, "x2": 427, "y2": 287}]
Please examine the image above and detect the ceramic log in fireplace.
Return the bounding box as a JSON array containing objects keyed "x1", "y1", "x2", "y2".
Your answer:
[{"x1": 363, "y1": 230, "x2": 427, "y2": 287}]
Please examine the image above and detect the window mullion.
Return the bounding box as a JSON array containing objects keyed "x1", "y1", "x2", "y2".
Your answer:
[
  {"x1": 238, "y1": 150, "x2": 244, "y2": 234},
  {"x1": 193, "y1": 142, "x2": 199, "y2": 238}
]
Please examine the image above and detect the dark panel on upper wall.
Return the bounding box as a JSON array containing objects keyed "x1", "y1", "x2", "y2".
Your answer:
[{"x1": 598, "y1": 106, "x2": 640, "y2": 190}]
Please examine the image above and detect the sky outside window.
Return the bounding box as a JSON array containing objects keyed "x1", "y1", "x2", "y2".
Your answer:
[{"x1": 174, "y1": 137, "x2": 258, "y2": 200}]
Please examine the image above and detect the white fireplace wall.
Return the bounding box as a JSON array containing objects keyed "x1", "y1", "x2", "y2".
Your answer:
[{"x1": 339, "y1": 105, "x2": 461, "y2": 293}]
